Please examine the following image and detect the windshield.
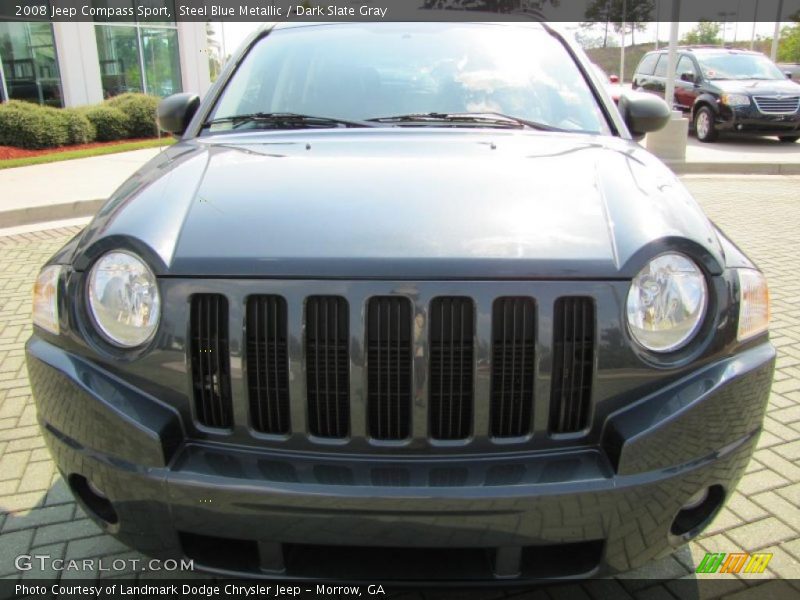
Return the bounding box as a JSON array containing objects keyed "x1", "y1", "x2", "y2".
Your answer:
[
  {"x1": 209, "y1": 23, "x2": 610, "y2": 134},
  {"x1": 698, "y1": 53, "x2": 786, "y2": 80}
]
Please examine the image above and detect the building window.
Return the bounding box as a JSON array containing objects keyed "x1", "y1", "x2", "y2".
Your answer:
[
  {"x1": 140, "y1": 27, "x2": 181, "y2": 96},
  {"x1": 93, "y1": 1, "x2": 181, "y2": 98},
  {"x1": 95, "y1": 25, "x2": 142, "y2": 97},
  {"x1": 0, "y1": 22, "x2": 63, "y2": 106}
]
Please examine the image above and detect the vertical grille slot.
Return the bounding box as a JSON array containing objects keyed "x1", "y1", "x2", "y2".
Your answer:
[
  {"x1": 190, "y1": 294, "x2": 233, "y2": 429},
  {"x1": 429, "y1": 297, "x2": 474, "y2": 440},
  {"x1": 367, "y1": 297, "x2": 412, "y2": 440},
  {"x1": 246, "y1": 296, "x2": 290, "y2": 434},
  {"x1": 550, "y1": 297, "x2": 595, "y2": 434},
  {"x1": 490, "y1": 297, "x2": 535, "y2": 438},
  {"x1": 306, "y1": 296, "x2": 349, "y2": 438}
]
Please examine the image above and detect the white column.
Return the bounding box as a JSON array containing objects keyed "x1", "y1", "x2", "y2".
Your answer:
[
  {"x1": 177, "y1": 22, "x2": 211, "y2": 98},
  {"x1": 52, "y1": 22, "x2": 103, "y2": 107},
  {"x1": 0, "y1": 59, "x2": 8, "y2": 103},
  {"x1": 646, "y1": 6, "x2": 688, "y2": 163},
  {"x1": 771, "y1": 0, "x2": 784, "y2": 61},
  {"x1": 664, "y1": 21, "x2": 679, "y2": 108}
]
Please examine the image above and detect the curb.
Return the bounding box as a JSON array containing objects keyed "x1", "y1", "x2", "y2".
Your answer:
[
  {"x1": 667, "y1": 162, "x2": 800, "y2": 176},
  {"x1": 0, "y1": 199, "x2": 106, "y2": 229}
]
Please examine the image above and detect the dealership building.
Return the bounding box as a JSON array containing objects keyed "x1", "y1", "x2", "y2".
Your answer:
[{"x1": 0, "y1": 12, "x2": 211, "y2": 107}]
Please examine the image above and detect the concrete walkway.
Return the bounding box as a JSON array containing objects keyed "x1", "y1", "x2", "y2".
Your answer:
[
  {"x1": 0, "y1": 136, "x2": 799, "y2": 229},
  {"x1": 674, "y1": 136, "x2": 800, "y2": 175},
  {"x1": 0, "y1": 147, "x2": 166, "y2": 228}
]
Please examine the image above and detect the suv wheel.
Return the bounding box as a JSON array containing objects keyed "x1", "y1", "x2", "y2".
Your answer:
[
  {"x1": 694, "y1": 107, "x2": 718, "y2": 142},
  {"x1": 778, "y1": 136, "x2": 799, "y2": 143}
]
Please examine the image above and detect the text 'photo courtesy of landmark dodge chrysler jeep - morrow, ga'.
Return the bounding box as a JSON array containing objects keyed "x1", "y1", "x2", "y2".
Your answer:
[{"x1": 27, "y1": 21, "x2": 774, "y2": 582}]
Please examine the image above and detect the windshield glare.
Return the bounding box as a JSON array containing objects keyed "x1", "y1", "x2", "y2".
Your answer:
[
  {"x1": 210, "y1": 23, "x2": 609, "y2": 134},
  {"x1": 698, "y1": 53, "x2": 785, "y2": 80}
]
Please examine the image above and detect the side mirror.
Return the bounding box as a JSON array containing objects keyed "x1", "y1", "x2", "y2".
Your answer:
[
  {"x1": 680, "y1": 72, "x2": 696, "y2": 83},
  {"x1": 618, "y1": 91, "x2": 671, "y2": 140},
  {"x1": 609, "y1": 74, "x2": 620, "y2": 84},
  {"x1": 156, "y1": 93, "x2": 200, "y2": 136},
  {"x1": 786, "y1": 71, "x2": 794, "y2": 80}
]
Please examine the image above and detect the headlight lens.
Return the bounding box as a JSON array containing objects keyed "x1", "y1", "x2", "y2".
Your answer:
[
  {"x1": 626, "y1": 253, "x2": 707, "y2": 353},
  {"x1": 33, "y1": 265, "x2": 62, "y2": 335},
  {"x1": 721, "y1": 93, "x2": 750, "y2": 107},
  {"x1": 88, "y1": 251, "x2": 160, "y2": 347},
  {"x1": 737, "y1": 269, "x2": 769, "y2": 341}
]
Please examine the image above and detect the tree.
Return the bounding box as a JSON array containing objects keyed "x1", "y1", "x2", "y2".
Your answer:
[
  {"x1": 205, "y1": 22, "x2": 223, "y2": 82},
  {"x1": 582, "y1": 0, "x2": 653, "y2": 47},
  {"x1": 575, "y1": 29, "x2": 607, "y2": 50},
  {"x1": 422, "y1": 0, "x2": 559, "y2": 14},
  {"x1": 777, "y1": 13, "x2": 800, "y2": 63},
  {"x1": 681, "y1": 21, "x2": 722, "y2": 46}
]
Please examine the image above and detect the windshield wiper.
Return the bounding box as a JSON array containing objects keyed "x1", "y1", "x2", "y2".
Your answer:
[
  {"x1": 366, "y1": 112, "x2": 569, "y2": 132},
  {"x1": 203, "y1": 112, "x2": 377, "y2": 130}
]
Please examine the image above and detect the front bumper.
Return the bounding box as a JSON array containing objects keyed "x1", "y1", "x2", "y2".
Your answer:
[
  {"x1": 717, "y1": 104, "x2": 800, "y2": 135},
  {"x1": 26, "y1": 336, "x2": 775, "y2": 581}
]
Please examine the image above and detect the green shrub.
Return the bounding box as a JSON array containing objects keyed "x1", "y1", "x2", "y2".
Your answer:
[
  {"x1": 0, "y1": 94, "x2": 157, "y2": 149},
  {"x1": 104, "y1": 93, "x2": 160, "y2": 138},
  {"x1": 82, "y1": 105, "x2": 129, "y2": 142},
  {"x1": 0, "y1": 101, "x2": 69, "y2": 149},
  {"x1": 62, "y1": 109, "x2": 95, "y2": 144}
]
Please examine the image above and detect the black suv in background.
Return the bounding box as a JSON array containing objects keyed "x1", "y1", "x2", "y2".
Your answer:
[{"x1": 633, "y1": 47, "x2": 800, "y2": 143}]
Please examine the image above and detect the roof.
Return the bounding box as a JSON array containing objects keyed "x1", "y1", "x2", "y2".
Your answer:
[{"x1": 647, "y1": 46, "x2": 762, "y2": 55}]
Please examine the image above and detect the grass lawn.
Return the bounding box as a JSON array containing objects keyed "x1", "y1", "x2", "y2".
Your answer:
[{"x1": 0, "y1": 137, "x2": 175, "y2": 170}]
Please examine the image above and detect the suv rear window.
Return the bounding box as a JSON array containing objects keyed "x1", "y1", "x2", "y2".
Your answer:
[
  {"x1": 636, "y1": 53, "x2": 659, "y2": 76},
  {"x1": 653, "y1": 55, "x2": 669, "y2": 77}
]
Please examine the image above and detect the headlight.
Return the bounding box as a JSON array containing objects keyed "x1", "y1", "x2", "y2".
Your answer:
[
  {"x1": 737, "y1": 269, "x2": 769, "y2": 341},
  {"x1": 721, "y1": 93, "x2": 750, "y2": 107},
  {"x1": 33, "y1": 265, "x2": 62, "y2": 335},
  {"x1": 87, "y1": 251, "x2": 160, "y2": 347},
  {"x1": 626, "y1": 253, "x2": 708, "y2": 353}
]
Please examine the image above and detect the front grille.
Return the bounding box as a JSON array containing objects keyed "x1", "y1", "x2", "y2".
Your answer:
[
  {"x1": 490, "y1": 297, "x2": 536, "y2": 438},
  {"x1": 190, "y1": 294, "x2": 233, "y2": 429},
  {"x1": 185, "y1": 287, "x2": 605, "y2": 444},
  {"x1": 550, "y1": 297, "x2": 595, "y2": 434},
  {"x1": 429, "y1": 297, "x2": 474, "y2": 440},
  {"x1": 306, "y1": 296, "x2": 349, "y2": 438},
  {"x1": 246, "y1": 296, "x2": 290, "y2": 434},
  {"x1": 753, "y1": 95, "x2": 800, "y2": 115},
  {"x1": 367, "y1": 297, "x2": 413, "y2": 440}
]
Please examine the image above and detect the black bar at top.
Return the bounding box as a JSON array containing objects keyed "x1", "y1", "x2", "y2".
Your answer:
[{"x1": 2, "y1": 0, "x2": 799, "y2": 23}]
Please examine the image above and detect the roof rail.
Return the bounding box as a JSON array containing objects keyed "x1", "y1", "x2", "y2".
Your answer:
[{"x1": 675, "y1": 45, "x2": 753, "y2": 52}]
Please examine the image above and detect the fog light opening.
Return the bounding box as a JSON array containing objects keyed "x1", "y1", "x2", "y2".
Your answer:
[
  {"x1": 87, "y1": 478, "x2": 108, "y2": 499},
  {"x1": 670, "y1": 485, "x2": 724, "y2": 539},
  {"x1": 69, "y1": 474, "x2": 118, "y2": 525},
  {"x1": 681, "y1": 487, "x2": 709, "y2": 511}
]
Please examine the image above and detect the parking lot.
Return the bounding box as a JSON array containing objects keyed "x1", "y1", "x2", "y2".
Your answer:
[{"x1": 1, "y1": 175, "x2": 799, "y2": 598}]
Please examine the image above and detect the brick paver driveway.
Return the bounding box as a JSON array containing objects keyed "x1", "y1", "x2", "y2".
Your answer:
[{"x1": 1, "y1": 175, "x2": 799, "y2": 598}]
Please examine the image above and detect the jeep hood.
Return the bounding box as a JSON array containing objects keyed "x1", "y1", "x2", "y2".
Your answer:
[{"x1": 73, "y1": 130, "x2": 724, "y2": 279}]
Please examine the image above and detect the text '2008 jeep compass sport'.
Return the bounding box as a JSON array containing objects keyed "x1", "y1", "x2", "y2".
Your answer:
[{"x1": 27, "y1": 21, "x2": 774, "y2": 582}]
